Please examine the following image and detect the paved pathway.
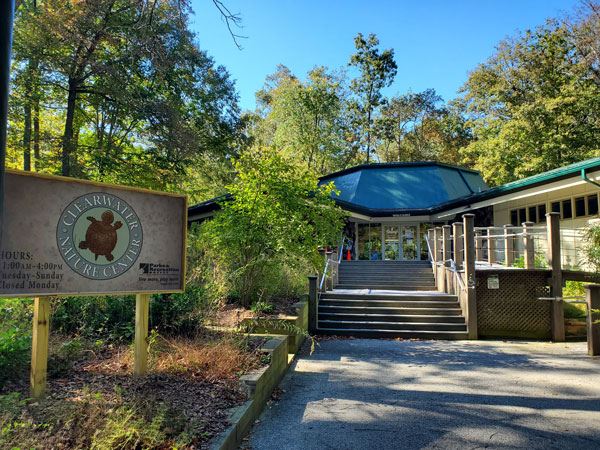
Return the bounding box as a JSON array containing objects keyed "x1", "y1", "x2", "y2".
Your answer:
[{"x1": 248, "y1": 339, "x2": 600, "y2": 450}]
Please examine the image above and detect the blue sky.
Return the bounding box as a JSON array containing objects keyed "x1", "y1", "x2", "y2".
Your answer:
[{"x1": 189, "y1": 0, "x2": 580, "y2": 111}]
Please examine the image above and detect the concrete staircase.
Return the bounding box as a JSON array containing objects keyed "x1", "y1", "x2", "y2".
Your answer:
[{"x1": 318, "y1": 261, "x2": 468, "y2": 339}]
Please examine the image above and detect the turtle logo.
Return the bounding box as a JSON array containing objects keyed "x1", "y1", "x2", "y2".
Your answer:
[
  {"x1": 79, "y1": 211, "x2": 122, "y2": 261},
  {"x1": 57, "y1": 193, "x2": 143, "y2": 280}
]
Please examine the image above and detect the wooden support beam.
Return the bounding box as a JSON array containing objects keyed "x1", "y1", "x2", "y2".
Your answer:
[
  {"x1": 522, "y1": 221, "x2": 535, "y2": 269},
  {"x1": 463, "y1": 214, "x2": 478, "y2": 339},
  {"x1": 546, "y1": 212, "x2": 565, "y2": 342},
  {"x1": 134, "y1": 293, "x2": 151, "y2": 376},
  {"x1": 30, "y1": 296, "x2": 50, "y2": 398},
  {"x1": 453, "y1": 222, "x2": 463, "y2": 268},
  {"x1": 586, "y1": 284, "x2": 600, "y2": 356},
  {"x1": 504, "y1": 225, "x2": 513, "y2": 267},
  {"x1": 486, "y1": 227, "x2": 495, "y2": 265}
]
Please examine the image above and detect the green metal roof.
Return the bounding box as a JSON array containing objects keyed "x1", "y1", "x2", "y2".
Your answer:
[{"x1": 463, "y1": 157, "x2": 600, "y2": 203}]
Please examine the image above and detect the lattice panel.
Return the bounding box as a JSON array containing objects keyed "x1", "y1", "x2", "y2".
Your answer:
[{"x1": 476, "y1": 270, "x2": 552, "y2": 339}]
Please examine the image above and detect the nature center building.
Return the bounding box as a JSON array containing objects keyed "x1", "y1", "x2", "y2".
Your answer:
[{"x1": 188, "y1": 157, "x2": 600, "y2": 264}]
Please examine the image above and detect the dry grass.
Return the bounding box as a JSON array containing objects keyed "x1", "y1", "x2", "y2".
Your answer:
[
  {"x1": 85, "y1": 334, "x2": 265, "y2": 383},
  {"x1": 151, "y1": 336, "x2": 265, "y2": 382},
  {"x1": 1, "y1": 333, "x2": 267, "y2": 449}
]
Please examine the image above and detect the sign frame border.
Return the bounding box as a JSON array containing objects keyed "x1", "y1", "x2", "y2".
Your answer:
[{"x1": 2, "y1": 169, "x2": 187, "y2": 297}]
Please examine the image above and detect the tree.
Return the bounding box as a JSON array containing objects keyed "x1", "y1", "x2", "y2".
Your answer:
[
  {"x1": 348, "y1": 33, "x2": 397, "y2": 163},
  {"x1": 254, "y1": 65, "x2": 352, "y2": 174},
  {"x1": 459, "y1": 19, "x2": 600, "y2": 185},
  {"x1": 199, "y1": 147, "x2": 345, "y2": 306},
  {"x1": 9, "y1": 0, "x2": 241, "y2": 192}
]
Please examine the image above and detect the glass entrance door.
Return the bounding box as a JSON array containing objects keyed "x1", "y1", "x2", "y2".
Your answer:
[
  {"x1": 383, "y1": 225, "x2": 400, "y2": 260},
  {"x1": 401, "y1": 225, "x2": 418, "y2": 260},
  {"x1": 383, "y1": 224, "x2": 419, "y2": 260}
]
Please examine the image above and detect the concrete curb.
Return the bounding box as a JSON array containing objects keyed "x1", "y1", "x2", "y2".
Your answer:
[
  {"x1": 210, "y1": 300, "x2": 309, "y2": 450},
  {"x1": 240, "y1": 299, "x2": 308, "y2": 355},
  {"x1": 210, "y1": 335, "x2": 288, "y2": 450}
]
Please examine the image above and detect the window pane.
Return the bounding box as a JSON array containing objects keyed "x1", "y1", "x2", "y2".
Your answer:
[
  {"x1": 510, "y1": 210, "x2": 518, "y2": 226},
  {"x1": 518, "y1": 208, "x2": 526, "y2": 224},
  {"x1": 588, "y1": 195, "x2": 599, "y2": 216},
  {"x1": 528, "y1": 206, "x2": 537, "y2": 223},
  {"x1": 538, "y1": 204, "x2": 546, "y2": 222},
  {"x1": 551, "y1": 201, "x2": 561, "y2": 214},
  {"x1": 562, "y1": 199, "x2": 572, "y2": 219},
  {"x1": 575, "y1": 197, "x2": 586, "y2": 217}
]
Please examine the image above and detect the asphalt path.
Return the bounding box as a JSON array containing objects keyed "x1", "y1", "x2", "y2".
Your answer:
[{"x1": 248, "y1": 339, "x2": 600, "y2": 450}]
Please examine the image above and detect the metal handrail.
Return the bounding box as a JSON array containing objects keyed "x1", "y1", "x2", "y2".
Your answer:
[
  {"x1": 424, "y1": 234, "x2": 434, "y2": 262},
  {"x1": 319, "y1": 258, "x2": 330, "y2": 291},
  {"x1": 338, "y1": 235, "x2": 348, "y2": 264},
  {"x1": 448, "y1": 259, "x2": 466, "y2": 291}
]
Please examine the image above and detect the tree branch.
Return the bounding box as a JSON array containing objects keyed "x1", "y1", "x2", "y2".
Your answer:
[{"x1": 211, "y1": 0, "x2": 246, "y2": 50}]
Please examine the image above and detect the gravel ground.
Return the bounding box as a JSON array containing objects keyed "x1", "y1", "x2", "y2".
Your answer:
[{"x1": 248, "y1": 339, "x2": 600, "y2": 450}]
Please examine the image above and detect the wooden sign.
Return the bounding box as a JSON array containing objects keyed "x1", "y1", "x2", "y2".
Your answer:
[{"x1": 1, "y1": 170, "x2": 186, "y2": 297}]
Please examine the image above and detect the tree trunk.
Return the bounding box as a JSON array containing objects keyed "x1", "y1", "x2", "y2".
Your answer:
[
  {"x1": 366, "y1": 108, "x2": 372, "y2": 163},
  {"x1": 61, "y1": 79, "x2": 78, "y2": 177},
  {"x1": 23, "y1": 103, "x2": 31, "y2": 171},
  {"x1": 33, "y1": 99, "x2": 40, "y2": 164}
]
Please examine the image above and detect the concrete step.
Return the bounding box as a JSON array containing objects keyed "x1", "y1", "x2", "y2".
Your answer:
[
  {"x1": 316, "y1": 328, "x2": 469, "y2": 340},
  {"x1": 340, "y1": 261, "x2": 431, "y2": 265},
  {"x1": 317, "y1": 320, "x2": 467, "y2": 331},
  {"x1": 335, "y1": 284, "x2": 436, "y2": 290},
  {"x1": 338, "y1": 272, "x2": 434, "y2": 278},
  {"x1": 318, "y1": 312, "x2": 466, "y2": 323},
  {"x1": 338, "y1": 276, "x2": 434, "y2": 283},
  {"x1": 321, "y1": 292, "x2": 457, "y2": 301},
  {"x1": 320, "y1": 300, "x2": 460, "y2": 310},
  {"x1": 318, "y1": 305, "x2": 463, "y2": 315}
]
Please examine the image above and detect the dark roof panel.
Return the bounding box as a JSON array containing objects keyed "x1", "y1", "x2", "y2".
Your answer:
[{"x1": 319, "y1": 162, "x2": 488, "y2": 214}]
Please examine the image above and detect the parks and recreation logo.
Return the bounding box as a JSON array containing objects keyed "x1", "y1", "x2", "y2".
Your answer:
[{"x1": 56, "y1": 192, "x2": 143, "y2": 280}]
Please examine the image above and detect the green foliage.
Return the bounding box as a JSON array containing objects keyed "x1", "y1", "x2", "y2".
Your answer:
[
  {"x1": 348, "y1": 33, "x2": 398, "y2": 163},
  {"x1": 0, "y1": 299, "x2": 32, "y2": 384},
  {"x1": 583, "y1": 223, "x2": 600, "y2": 272},
  {"x1": 200, "y1": 147, "x2": 346, "y2": 306},
  {"x1": 256, "y1": 65, "x2": 353, "y2": 174},
  {"x1": 52, "y1": 296, "x2": 137, "y2": 341},
  {"x1": 91, "y1": 405, "x2": 167, "y2": 450},
  {"x1": 459, "y1": 18, "x2": 600, "y2": 185},
  {"x1": 251, "y1": 301, "x2": 275, "y2": 315},
  {"x1": 511, "y1": 254, "x2": 548, "y2": 269},
  {"x1": 51, "y1": 285, "x2": 212, "y2": 341},
  {"x1": 375, "y1": 90, "x2": 471, "y2": 163},
  {"x1": 10, "y1": 0, "x2": 241, "y2": 194}
]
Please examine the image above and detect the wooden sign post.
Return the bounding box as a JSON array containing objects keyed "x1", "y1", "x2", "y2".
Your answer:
[
  {"x1": 134, "y1": 293, "x2": 151, "y2": 375},
  {"x1": 30, "y1": 297, "x2": 50, "y2": 398}
]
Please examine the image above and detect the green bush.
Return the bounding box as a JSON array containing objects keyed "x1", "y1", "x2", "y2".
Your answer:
[
  {"x1": 0, "y1": 299, "x2": 32, "y2": 384},
  {"x1": 199, "y1": 147, "x2": 345, "y2": 306},
  {"x1": 52, "y1": 296, "x2": 136, "y2": 341},
  {"x1": 51, "y1": 284, "x2": 213, "y2": 342},
  {"x1": 511, "y1": 254, "x2": 548, "y2": 269},
  {"x1": 584, "y1": 223, "x2": 600, "y2": 272}
]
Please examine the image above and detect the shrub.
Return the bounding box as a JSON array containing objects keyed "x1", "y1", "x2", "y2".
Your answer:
[
  {"x1": 0, "y1": 299, "x2": 32, "y2": 384},
  {"x1": 199, "y1": 147, "x2": 346, "y2": 306},
  {"x1": 584, "y1": 223, "x2": 600, "y2": 272},
  {"x1": 50, "y1": 283, "x2": 214, "y2": 342}
]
